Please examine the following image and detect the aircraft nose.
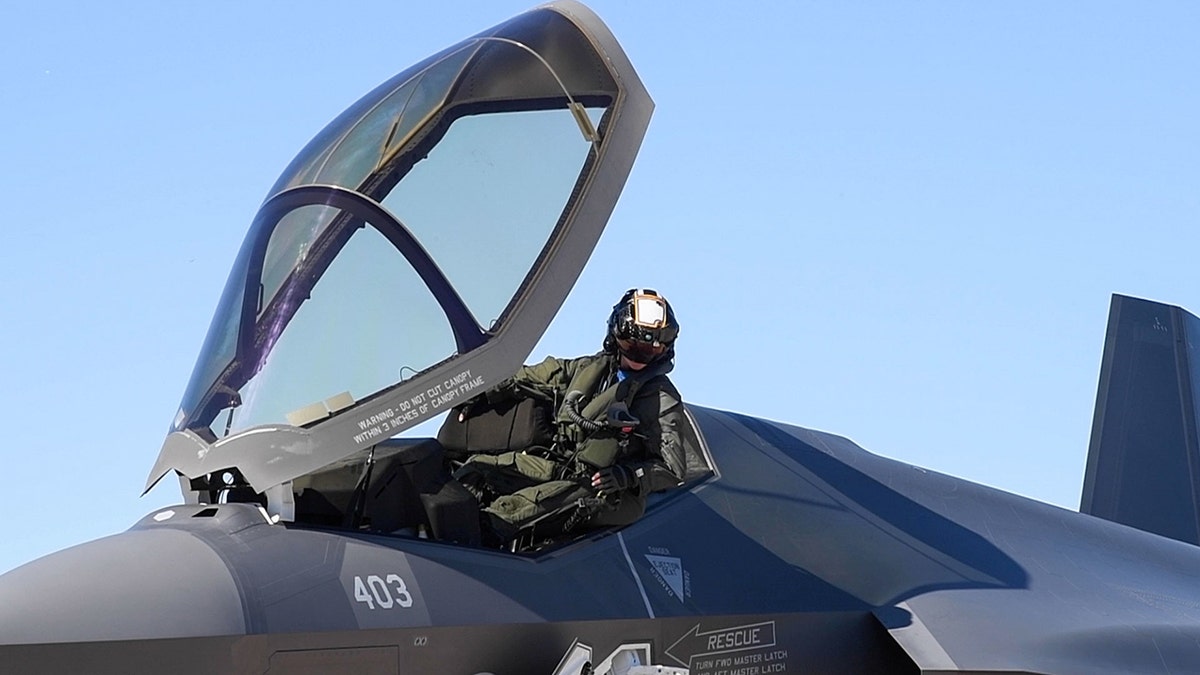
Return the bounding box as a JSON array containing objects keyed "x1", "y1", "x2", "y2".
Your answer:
[{"x1": 0, "y1": 524, "x2": 246, "y2": 645}]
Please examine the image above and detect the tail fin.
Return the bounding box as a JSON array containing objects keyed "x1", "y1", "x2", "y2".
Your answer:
[{"x1": 1081, "y1": 294, "x2": 1200, "y2": 544}]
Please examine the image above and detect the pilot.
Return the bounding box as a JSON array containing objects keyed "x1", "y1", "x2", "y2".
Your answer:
[{"x1": 454, "y1": 288, "x2": 687, "y2": 545}]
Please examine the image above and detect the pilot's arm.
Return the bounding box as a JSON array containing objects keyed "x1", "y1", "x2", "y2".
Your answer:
[
  {"x1": 487, "y1": 355, "x2": 577, "y2": 405},
  {"x1": 592, "y1": 381, "x2": 687, "y2": 496}
]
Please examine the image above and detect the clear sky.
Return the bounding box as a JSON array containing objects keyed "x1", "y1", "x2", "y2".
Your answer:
[{"x1": 1, "y1": 1, "x2": 1197, "y2": 575}]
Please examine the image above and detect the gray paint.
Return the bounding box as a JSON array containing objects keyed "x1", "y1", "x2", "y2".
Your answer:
[
  {"x1": 0, "y1": 521, "x2": 246, "y2": 644},
  {"x1": 1083, "y1": 293, "x2": 1200, "y2": 545},
  {"x1": 10, "y1": 406, "x2": 1200, "y2": 672}
]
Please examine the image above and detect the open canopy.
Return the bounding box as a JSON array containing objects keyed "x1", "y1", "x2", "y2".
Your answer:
[{"x1": 145, "y1": 1, "x2": 652, "y2": 497}]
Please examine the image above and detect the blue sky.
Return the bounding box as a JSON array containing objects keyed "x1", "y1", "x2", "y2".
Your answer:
[{"x1": 1, "y1": 1, "x2": 1197, "y2": 575}]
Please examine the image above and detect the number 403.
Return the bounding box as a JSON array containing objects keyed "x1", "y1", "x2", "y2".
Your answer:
[{"x1": 353, "y1": 574, "x2": 414, "y2": 609}]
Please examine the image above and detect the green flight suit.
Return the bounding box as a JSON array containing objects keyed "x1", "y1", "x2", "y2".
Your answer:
[{"x1": 459, "y1": 351, "x2": 686, "y2": 540}]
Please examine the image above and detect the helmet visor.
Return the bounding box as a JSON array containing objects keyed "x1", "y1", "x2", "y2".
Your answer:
[{"x1": 616, "y1": 337, "x2": 666, "y2": 365}]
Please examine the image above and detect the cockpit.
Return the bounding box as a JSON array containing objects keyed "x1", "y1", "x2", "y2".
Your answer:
[
  {"x1": 196, "y1": 404, "x2": 713, "y2": 552},
  {"x1": 143, "y1": 3, "x2": 712, "y2": 552}
]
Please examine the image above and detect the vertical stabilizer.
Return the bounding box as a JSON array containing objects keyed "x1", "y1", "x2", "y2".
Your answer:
[{"x1": 1081, "y1": 294, "x2": 1200, "y2": 544}]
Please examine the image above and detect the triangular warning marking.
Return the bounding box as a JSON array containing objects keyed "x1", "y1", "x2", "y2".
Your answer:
[{"x1": 645, "y1": 554, "x2": 684, "y2": 602}]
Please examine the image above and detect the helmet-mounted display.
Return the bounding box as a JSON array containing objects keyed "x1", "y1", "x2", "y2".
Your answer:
[{"x1": 605, "y1": 288, "x2": 679, "y2": 365}]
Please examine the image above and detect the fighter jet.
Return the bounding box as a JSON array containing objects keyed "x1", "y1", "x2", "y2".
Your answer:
[{"x1": 3, "y1": 2, "x2": 1200, "y2": 673}]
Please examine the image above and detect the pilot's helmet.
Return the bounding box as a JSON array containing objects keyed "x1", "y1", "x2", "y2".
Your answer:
[{"x1": 604, "y1": 288, "x2": 679, "y2": 365}]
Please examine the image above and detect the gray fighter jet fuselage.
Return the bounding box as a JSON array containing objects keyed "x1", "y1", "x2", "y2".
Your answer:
[{"x1": 3, "y1": 3, "x2": 1199, "y2": 674}]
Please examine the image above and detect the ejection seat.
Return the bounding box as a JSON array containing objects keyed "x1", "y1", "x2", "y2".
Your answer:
[{"x1": 290, "y1": 437, "x2": 481, "y2": 545}]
